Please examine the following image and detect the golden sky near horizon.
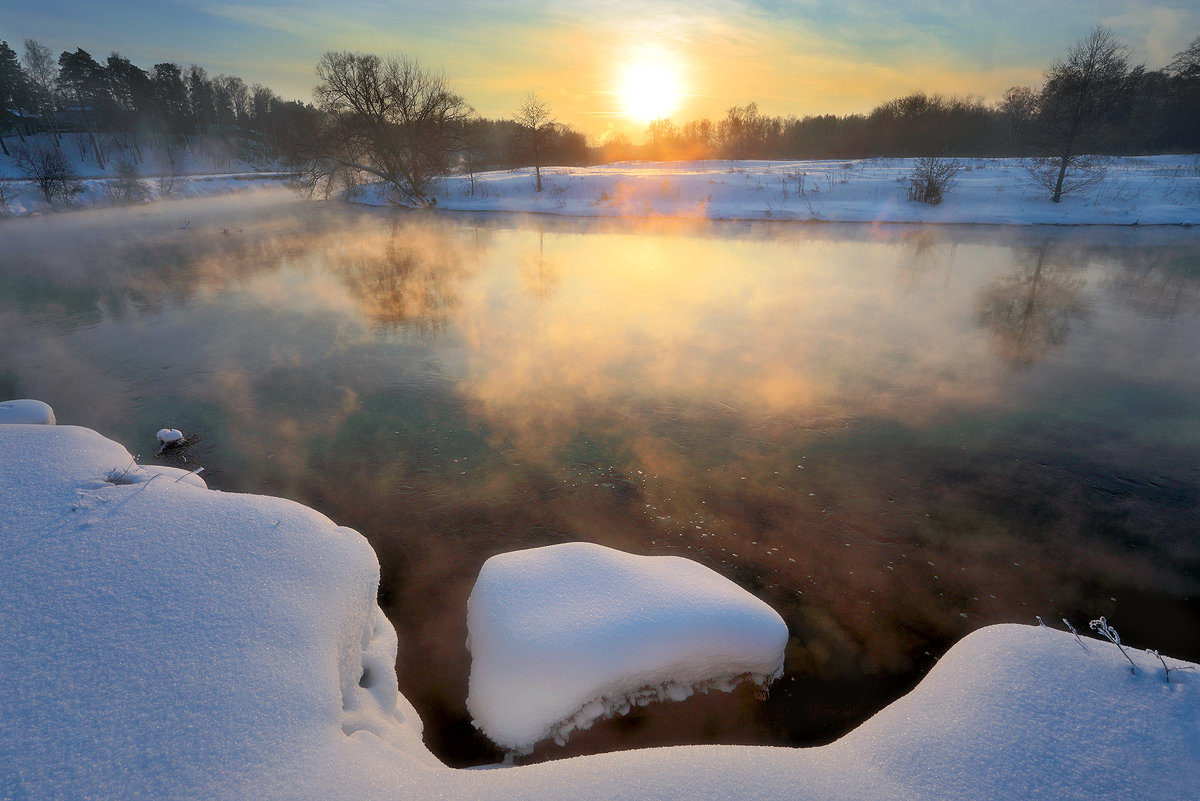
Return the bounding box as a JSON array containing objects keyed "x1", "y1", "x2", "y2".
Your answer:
[{"x1": 7, "y1": 0, "x2": 1197, "y2": 141}]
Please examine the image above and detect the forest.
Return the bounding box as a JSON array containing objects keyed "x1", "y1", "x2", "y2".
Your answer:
[{"x1": 1, "y1": 30, "x2": 1198, "y2": 178}]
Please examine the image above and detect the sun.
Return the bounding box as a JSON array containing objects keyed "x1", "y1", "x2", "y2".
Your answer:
[{"x1": 617, "y1": 58, "x2": 684, "y2": 123}]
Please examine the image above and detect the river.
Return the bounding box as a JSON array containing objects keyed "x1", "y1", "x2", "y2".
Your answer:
[{"x1": 2, "y1": 190, "x2": 1197, "y2": 765}]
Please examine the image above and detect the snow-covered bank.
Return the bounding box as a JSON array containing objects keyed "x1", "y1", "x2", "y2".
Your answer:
[
  {"x1": 0, "y1": 172, "x2": 294, "y2": 217},
  {"x1": 0, "y1": 132, "x2": 292, "y2": 217},
  {"x1": 409, "y1": 155, "x2": 1199, "y2": 225},
  {"x1": 4, "y1": 151, "x2": 1195, "y2": 224},
  {"x1": 2, "y1": 410, "x2": 1197, "y2": 800}
]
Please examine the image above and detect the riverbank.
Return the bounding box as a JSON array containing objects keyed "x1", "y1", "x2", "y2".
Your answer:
[
  {"x1": 413, "y1": 155, "x2": 1200, "y2": 225},
  {"x1": 0, "y1": 171, "x2": 294, "y2": 216},
  {"x1": 2, "y1": 409, "x2": 1197, "y2": 800},
  {"x1": 3, "y1": 152, "x2": 1197, "y2": 225}
]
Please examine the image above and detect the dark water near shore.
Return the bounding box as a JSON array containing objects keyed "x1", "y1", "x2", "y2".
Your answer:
[{"x1": 2, "y1": 191, "x2": 1198, "y2": 766}]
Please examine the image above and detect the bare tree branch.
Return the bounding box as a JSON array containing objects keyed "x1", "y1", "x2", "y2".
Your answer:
[{"x1": 294, "y1": 52, "x2": 473, "y2": 206}]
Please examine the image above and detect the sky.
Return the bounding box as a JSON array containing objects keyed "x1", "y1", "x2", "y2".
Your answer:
[{"x1": 3, "y1": 1, "x2": 1196, "y2": 141}]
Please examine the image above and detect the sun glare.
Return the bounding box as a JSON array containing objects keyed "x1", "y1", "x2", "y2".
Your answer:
[{"x1": 618, "y1": 58, "x2": 684, "y2": 123}]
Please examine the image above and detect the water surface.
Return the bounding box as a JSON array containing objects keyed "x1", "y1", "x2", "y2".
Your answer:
[{"x1": 2, "y1": 191, "x2": 1198, "y2": 765}]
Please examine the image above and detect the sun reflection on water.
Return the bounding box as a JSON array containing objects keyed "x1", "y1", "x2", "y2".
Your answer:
[{"x1": 1, "y1": 199, "x2": 1197, "y2": 765}]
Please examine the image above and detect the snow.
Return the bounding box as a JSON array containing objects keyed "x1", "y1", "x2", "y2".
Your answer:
[
  {"x1": 0, "y1": 416, "x2": 441, "y2": 801},
  {"x1": 0, "y1": 172, "x2": 293, "y2": 217},
  {"x1": 403, "y1": 155, "x2": 1197, "y2": 225},
  {"x1": 466, "y1": 542, "x2": 788, "y2": 752},
  {"x1": 3, "y1": 142, "x2": 1196, "y2": 224},
  {"x1": 156, "y1": 427, "x2": 185, "y2": 444},
  {"x1": 0, "y1": 133, "x2": 291, "y2": 216},
  {"x1": 0, "y1": 398, "x2": 55, "y2": 424},
  {"x1": 2, "y1": 405, "x2": 1198, "y2": 800}
]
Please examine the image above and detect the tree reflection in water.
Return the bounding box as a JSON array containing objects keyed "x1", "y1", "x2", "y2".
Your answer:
[
  {"x1": 335, "y1": 219, "x2": 475, "y2": 335},
  {"x1": 977, "y1": 241, "x2": 1089, "y2": 368},
  {"x1": 1104, "y1": 246, "x2": 1200, "y2": 321}
]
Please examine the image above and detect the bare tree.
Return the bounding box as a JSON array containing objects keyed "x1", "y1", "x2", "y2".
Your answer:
[
  {"x1": 999, "y1": 85, "x2": 1038, "y2": 151},
  {"x1": 1031, "y1": 26, "x2": 1132, "y2": 202},
  {"x1": 906, "y1": 155, "x2": 960, "y2": 205},
  {"x1": 514, "y1": 92, "x2": 552, "y2": 192},
  {"x1": 157, "y1": 141, "x2": 184, "y2": 196},
  {"x1": 12, "y1": 143, "x2": 83, "y2": 206},
  {"x1": 294, "y1": 52, "x2": 473, "y2": 206},
  {"x1": 107, "y1": 157, "x2": 150, "y2": 204},
  {"x1": 21, "y1": 40, "x2": 58, "y2": 118},
  {"x1": 718, "y1": 102, "x2": 768, "y2": 159},
  {"x1": 1166, "y1": 36, "x2": 1200, "y2": 79}
]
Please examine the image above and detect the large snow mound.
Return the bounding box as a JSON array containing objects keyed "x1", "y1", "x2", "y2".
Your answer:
[
  {"x1": 0, "y1": 421, "x2": 440, "y2": 801},
  {"x1": 461, "y1": 623, "x2": 1200, "y2": 801},
  {"x1": 826, "y1": 622, "x2": 1200, "y2": 800},
  {"x1": 466, "y1": 542, "x2": 790, "y2": 752}
]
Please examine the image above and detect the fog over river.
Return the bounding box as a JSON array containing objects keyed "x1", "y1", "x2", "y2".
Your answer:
[{"x1": 2, "y1": 191, "x2": 1197, "y2": 765}]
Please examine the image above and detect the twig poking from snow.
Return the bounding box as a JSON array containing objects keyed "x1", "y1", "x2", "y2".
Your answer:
[
  {"x1": 1145, "y1": 649, "x2": 1196, "y2": 684},
  {"x1": 1062, "y1": 619, "x2": 1090, "y2": 652},
  {"x1": 174, "y1": 467, "x2": 204, "y2": 483},
  {"x1": 1090, "y1": 617, "x2": 1135, "y2": 674},
  {"x1": 105, "y1": 458, "x2": 141, "y2": 485},
  {"x1": 1146, "y1": 649, "x2": 1171, "y2": 683}
]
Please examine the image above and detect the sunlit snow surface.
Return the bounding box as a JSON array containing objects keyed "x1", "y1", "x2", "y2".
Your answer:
[
  {"x1": 2, "y1": 409, "x2": 1197, "y2": 800},
  {"x1": 2, "y1": 148, "x2": 1196, "y2": 224},
  {"x1": 412, "y1": 156, "x2": 1199, "y2": 225},
  {"x1": 466, "y1": 542, "x2": 788, "y2": 752}
]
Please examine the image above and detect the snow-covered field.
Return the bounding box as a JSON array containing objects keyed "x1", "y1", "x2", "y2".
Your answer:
[
  {"x1": 0, "y1": 133, "x2": 291, "y2": 216},
  {"x1": 2, "y1": 407, "x2": 1197, "y2": 800},
  {"x1": 0, "y1": 171, "x2": 294, "y2": 216},
  {"x1": 3, "y1": 145, "x2": 1198, "y2": 225},
  {"x1": 413, "y1": 155, "x2": 1200, "y2": 225}
]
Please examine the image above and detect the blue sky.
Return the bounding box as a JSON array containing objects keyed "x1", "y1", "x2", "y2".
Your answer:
[{"x1": 3, "y1": 0, "x2": 1195, "y2": 140}]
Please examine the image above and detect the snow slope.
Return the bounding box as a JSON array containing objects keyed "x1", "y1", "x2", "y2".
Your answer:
[
  {"x1": 0, "y1": 420, "x2": 441, "y2": 801},
  {"x1": 0, "y1": 172, "x2": 293, "y2": 217},
  {"x1": 2, "y1": 409, "x2": 1197, "y2": 800},
  {"x1": 467, "y1": 542, "x2": 788, "y2": 752},
  {"x1": 0, "y1": 132, "x2": 291, "y2": 216}
]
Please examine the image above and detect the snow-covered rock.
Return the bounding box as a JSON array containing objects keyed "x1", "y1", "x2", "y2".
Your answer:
[
  {"x1": 156, "y1": 427, "x2": 185, "y2": 444},
  {"x1": 466, "y1": 542, "x2": 788, "y2": 752},
  {"x1": 0, "y1": 398, "x2": 56, "y2": 425}
]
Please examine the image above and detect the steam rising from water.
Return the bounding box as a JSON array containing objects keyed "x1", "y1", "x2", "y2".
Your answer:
[{"x1": 2, "y1": 197, "x2": 1197, "y2": 764}]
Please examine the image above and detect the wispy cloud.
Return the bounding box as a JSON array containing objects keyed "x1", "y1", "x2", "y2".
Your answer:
[{"x1": 1102, "y1": 4, "x2": 1195, "y2": 65}]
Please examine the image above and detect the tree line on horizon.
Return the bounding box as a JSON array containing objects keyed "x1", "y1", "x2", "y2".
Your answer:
[
  {"x1": 630, "y1": 32, "x2": 1200, "y2": 163},
  {"x1": 0, "y1": 38, "x2": 318, "y2": 168},
  {"x1": 1, "y1": 28, "x2": 1198, "y2": 203}
]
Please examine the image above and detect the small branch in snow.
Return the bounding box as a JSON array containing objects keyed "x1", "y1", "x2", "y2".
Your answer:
[
  {"x1": 104, "y1": 458, "x2": 141, "y2": 485},
  {"x1": 1090, "y1": 617, "x2": 1135, "y2": 674},
  {"x1": 1145, "y1": 649, "x2": 1196, "y2": 684},
  {"x1": 174, "y1": 467, "x2": 205, "y2": 483},
  {"x1": 1062, "y1": 618, "x2": 1090, "y2": 652}
]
